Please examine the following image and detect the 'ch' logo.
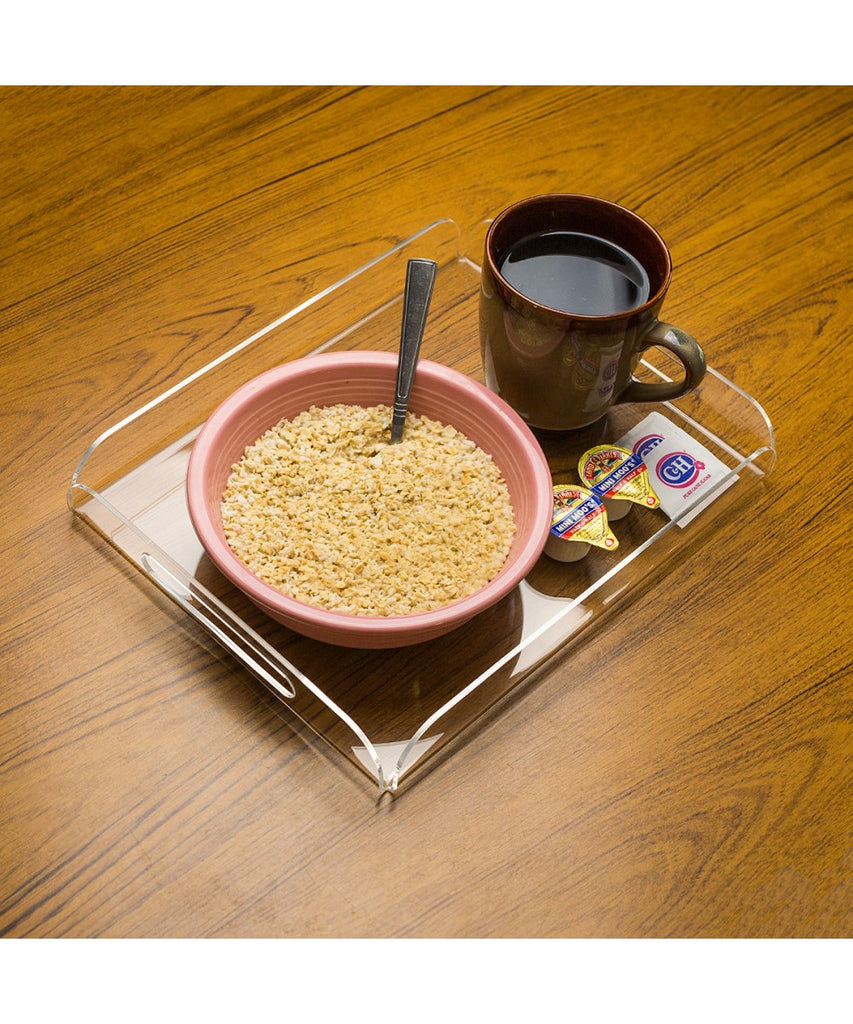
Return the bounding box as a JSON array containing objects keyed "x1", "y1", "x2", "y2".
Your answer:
[
  {"x1": 633, "y1": 433, "x2": 665, "y2": 460},
  {"x1": 655, "y1": 451, "x2": 706, "y2": 488}
]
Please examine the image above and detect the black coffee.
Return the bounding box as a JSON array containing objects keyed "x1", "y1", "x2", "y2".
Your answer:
[{"x1": 499, "y1": 230, "x2": 650, "y2": 315}]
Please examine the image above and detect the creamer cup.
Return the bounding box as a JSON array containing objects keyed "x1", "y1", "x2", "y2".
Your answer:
[
  {"x1": 545, "y1": 483, "x2": 618, "y2": 562},
  {"x1": 578, "y1": 444, "x2": 660, "y2": 519}
]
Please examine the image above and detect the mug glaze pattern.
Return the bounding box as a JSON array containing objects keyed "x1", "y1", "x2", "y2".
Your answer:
[{"x1": 480, "y1": 194, "x2": 706, "y2": 431}]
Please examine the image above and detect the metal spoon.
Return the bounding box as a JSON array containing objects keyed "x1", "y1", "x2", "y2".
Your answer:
[{"x1": 390, "y1": 258, "x2": 437, "y2": 443}]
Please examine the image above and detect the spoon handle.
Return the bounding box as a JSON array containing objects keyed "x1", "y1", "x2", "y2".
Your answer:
[{"x1": 391, "y1": 258, "x2": 437, "y2": 442}]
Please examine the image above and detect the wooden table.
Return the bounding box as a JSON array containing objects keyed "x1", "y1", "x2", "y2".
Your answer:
[{"x1": 2, "y1": 86, "x2": 850, "y2": 941}]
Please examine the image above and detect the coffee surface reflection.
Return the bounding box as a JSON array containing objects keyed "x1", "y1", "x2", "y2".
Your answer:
[{"x1": 499, "y1": 230, "x2": 650, "y2": 316}]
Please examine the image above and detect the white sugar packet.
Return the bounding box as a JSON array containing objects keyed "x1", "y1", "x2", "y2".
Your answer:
[{"x1": 617, "y1": 411, "x2": 738, "y2": 528}]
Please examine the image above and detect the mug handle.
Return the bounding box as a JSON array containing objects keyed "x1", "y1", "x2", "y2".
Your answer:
[{"x1": 617, "y1": 322, "x2": 707, "y2": 405}]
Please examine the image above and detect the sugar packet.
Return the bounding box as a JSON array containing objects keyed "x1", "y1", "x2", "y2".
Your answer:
[{"x1": 616, "y1": 411, "x2": 737, "y2": 528}]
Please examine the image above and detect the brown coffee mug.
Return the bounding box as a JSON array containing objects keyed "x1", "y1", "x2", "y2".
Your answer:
[{"x1": 480, "y1": 194, "x2": 706, "y2": 431}]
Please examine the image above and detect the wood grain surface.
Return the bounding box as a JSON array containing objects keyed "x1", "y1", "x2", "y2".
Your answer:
[{"x1": 1, "y1": 86, "x2": 850, "y2": 942}]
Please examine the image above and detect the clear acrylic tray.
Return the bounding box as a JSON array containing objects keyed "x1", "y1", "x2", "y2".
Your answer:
[{"x1": 68, "y1": 219, "x2": 776, "y2": 794}]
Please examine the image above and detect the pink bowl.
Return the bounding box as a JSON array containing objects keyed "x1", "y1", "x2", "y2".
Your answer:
[{"x1": 186, "y1": 351, "x2": 552, "y2": 648}]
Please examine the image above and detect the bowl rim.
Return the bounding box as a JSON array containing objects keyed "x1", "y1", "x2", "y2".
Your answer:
[{"x1": 186, "y1": 350, "x2": 553, "y2": 639}]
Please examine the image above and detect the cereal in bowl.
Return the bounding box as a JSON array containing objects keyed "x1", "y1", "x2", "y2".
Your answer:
[{"x1": 220, "y1": 403, "x2": 516, "y2": 617}]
